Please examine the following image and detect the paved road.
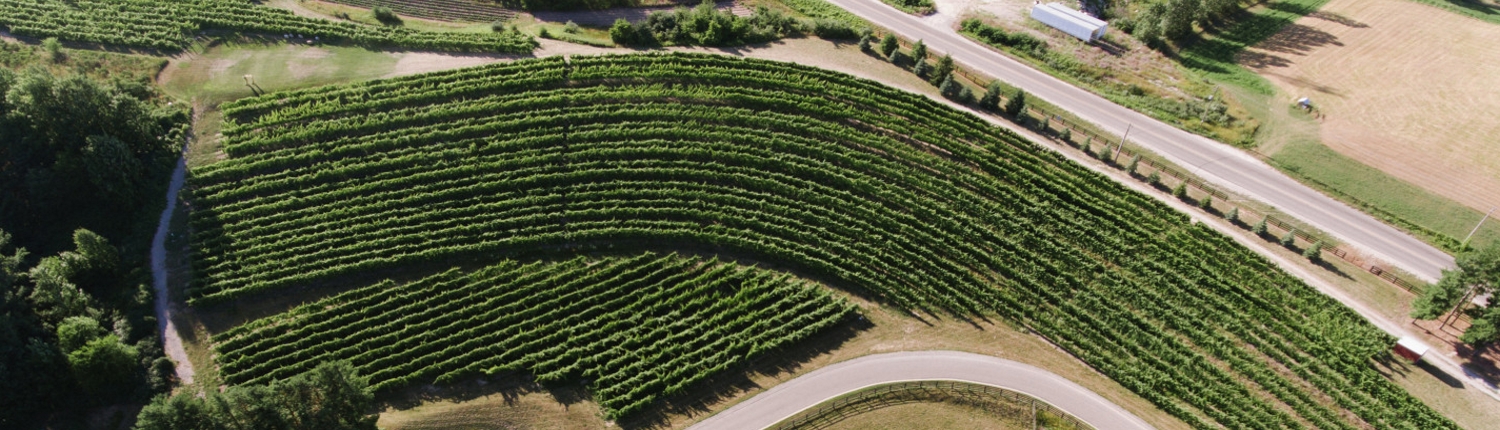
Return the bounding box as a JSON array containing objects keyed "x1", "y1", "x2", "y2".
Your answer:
[
  {"x1": 824, "y1": 0, "x2": 1454, "y2": 281},
  {"x1": 689, "y1": 351, "x2": 1154, "y2": 430}
]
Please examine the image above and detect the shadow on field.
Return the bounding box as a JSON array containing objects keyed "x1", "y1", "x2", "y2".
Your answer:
[{"x1": 1253, "y1": 22, "x2": 1342, "y2": 56}]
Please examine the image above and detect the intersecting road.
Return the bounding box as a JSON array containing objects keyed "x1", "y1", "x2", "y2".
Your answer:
[
  {"x1": 824, "y1": 0, "x2": 1455, "y2": 281},
  {"x1": 688, "y1": 351, "x2": 1154, "y2": 430}
]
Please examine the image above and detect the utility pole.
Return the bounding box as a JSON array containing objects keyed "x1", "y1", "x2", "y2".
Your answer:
[
  {"x1": 1113, "y1": 124, "x2": 1131, "y2": 161},
  {"x1": 1462, "y1": 207, "x2": 1496, "y2": 247}
]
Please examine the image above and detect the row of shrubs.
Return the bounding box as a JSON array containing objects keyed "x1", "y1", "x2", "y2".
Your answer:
[
  {"x1": 609, "y1": 1, "x2": 862, "y2": 47},
  {"x1": 857, "y1": 29, "x2": 1329, "y2": 268}
]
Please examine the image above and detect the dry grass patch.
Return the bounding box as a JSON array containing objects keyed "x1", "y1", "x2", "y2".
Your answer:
[{"x1": 1241, "y1": 0, "x2": 1500, "y2": 214}]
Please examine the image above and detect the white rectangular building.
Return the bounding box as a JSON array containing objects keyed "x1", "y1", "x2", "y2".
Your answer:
[{"x1": 1031, "y1": 3, "x2": 1108, "y2": 42}]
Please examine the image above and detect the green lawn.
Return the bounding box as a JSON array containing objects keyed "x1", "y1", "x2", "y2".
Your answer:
[
  {"x1": 161, "y1": 40, "x2": 399, "y2": 107},
  {"x1": 1400, "y1": 0, "x2": 1500, "y2": 25},
  {"x1": 1268, "y1": 135, "x2": 1500, "y2": 251}
]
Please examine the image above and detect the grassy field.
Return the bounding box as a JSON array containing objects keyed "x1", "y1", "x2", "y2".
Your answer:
[
  {"x1": 818, "y1": 401, "x2": 1031, "y2": 430},
  {"x1": 159, "y1": 40, "x2": 399, "y2": 106},
  {"x1": 1399, "y1": 0, "x2": 1500, "y2": 24},
  {"x1": 1239, "y1": 0, "x2": 1500, "y2": 251}
]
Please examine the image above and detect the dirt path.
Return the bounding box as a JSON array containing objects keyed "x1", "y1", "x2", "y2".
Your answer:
[{"x1": 151, "y1": 141, "x2": 195, "y2": 386}]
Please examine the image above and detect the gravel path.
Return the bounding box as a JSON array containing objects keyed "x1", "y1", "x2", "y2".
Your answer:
[
  {"x1": 151, "y1": 150, "x2": 195, "y2": 385},
  {"x1": 689, "y1": 351, "x2": 1155, "y2": 430}
]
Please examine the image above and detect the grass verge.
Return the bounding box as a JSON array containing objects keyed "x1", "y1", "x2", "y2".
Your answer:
[{"x1": 1398, "y1": 0, "x2": 1500, "y2": 24}]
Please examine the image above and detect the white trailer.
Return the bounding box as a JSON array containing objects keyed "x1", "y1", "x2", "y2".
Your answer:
[{"x1": 1031, "y1": 3, "x2": 1108, "y2": 42}]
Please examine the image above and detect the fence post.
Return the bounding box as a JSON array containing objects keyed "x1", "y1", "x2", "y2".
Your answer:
[{"x1": 1114, "y1": 124, "x2": 1130, "y2": 161}]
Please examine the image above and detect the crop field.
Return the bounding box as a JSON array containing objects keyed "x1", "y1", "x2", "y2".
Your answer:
[
  {"x1": 318, "y1": 0, "x2": 517, "y2": 23},
  {"x1": 191, "y1": 53, "x2": 1455, "y2": 426},
  {"x1": 0, "y1": 0, "x2": 535, "y2": 52},
  {"x1": 1240, "y1": 0, "x2": 1500, "y2": 243},
  {"x1": 214, "y1": 254, "x2": 854, "y2": 418}
]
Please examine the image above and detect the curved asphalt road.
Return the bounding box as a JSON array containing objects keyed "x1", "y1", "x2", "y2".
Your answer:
[
  {"x1": 825, "y1": 0, "x2": 1454, "y2": 281},
  {"x1": 688, "y1": 351, "x2": 1154, "y2": 430}
]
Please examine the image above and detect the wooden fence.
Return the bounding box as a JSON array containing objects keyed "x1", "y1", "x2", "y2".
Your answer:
[{"x1": 771, "y1": 380, "x2": 1093, "y2": 430}]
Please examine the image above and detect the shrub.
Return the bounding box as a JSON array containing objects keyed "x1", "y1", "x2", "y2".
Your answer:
[
  {"x1": 880, "y1": 34, "x2": 899, "y2": 58},
  {"x1": 1148, "y1": 171, "x2": 1161, "y2": 187},
  {"x1": 43, "y1": 37, "x2": 62, "y2": 62},
  {"x1": 492, "y1": 21, "x2": 508, "y2": 32},
  {"x1": 958, "y1": 87, "x2": 975, "y2": 104},
  {"x1": 1060, "y1": 128, "x2": 1072, "y2": 143},
  {"x1": 858, "y1": 34, "x2": 872, "y2": 52},
  {"x1": 1172, "y1": 182, "x2": 1187, "y2": 199},
  {"x1": 913, "y1": 60, "x2": 931, "y2": 79},
  {"x1": 1304, "y1": 241, "x2": 1323, "y2": 263},
  {"x1": 539, "y1": 28, "x2": 552, "y2": 39},
  {"x1": 564, "y1": 20, "x2": 581, "y2": 34},
  {"x1": 939, "y1": 75, "x2": 960, "y2": 99},
  {"x1": 610, "y1": 18, "x2": 633, "y2": 43},
  {"x1": 1226, "y1": 207, "x2": 1239, "y2": 224},
  {"x1": 1004, "y1": 90, "x2": 1026, "y2": 117},
  {"x1": 1127, "y1": 155, "x2": 1140, "y2": 174},
  {"x1": 1199, "y1": 195, "x2": 1213, "y2": 210},
  {"x1": 929, "y1": 54, "x2": 954, "y2": 86},
  {"x1": 979, "y1": 81, "x2": 1002, "y2": 111},
  {"x1": 1252, "y1": 218, "x2": 1268, "y2": 236},
  {"x1": 1281, "y1": 231, "x2": 1297, "y2": 248},
  {"x1": 910, "y1": 39, "x2": 927, "y2": 62},
  {"x1": 1038, "y1": 115, "x2": 1050, "y2": 132},
  {"x1": 1098, "y1": 144, "x2": 1113, "y2": 161},
  {"x1": 372, "y1": 7, "x2": 401, "y2": 25},
  {"x1": 812, "y1": 19, "x2": 860, "y2": 39}
]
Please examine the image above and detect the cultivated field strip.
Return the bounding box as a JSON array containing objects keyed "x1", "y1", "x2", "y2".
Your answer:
[
  {"x1": 213, "y1": 254, "x2": 856, "y2": 418},
  {"x1": 0, "y1": 0, "x2": 535, "y2": 52},
  {"x1": 193, "y1": 53, "x2": 1455, "y2": 427},
  {"x1": 320, "y1": 0, "x2": 516, "y2": 22}
]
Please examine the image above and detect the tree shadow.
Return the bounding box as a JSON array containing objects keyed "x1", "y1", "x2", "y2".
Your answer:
[
  {"x1": 1253, "y1": 22, "x2": 1342, "y2": 56},
  {"x1": 1308, "y1": 11, "x2": 1369, "y2": 28},
  {"x1": 1236, "y1": 49, "x2": 1292, "y2": 69}
]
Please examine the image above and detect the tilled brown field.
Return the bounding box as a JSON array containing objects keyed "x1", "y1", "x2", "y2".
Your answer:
[{"x1": 1241, "y1": 0, "x2": 1500, "y2": 214}]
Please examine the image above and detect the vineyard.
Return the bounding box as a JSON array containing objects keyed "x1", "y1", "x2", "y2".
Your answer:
[
  {"x1": 213, "y1": 254, "x2": 854, "y2": 418},
  {"x1": 0, "y1": 0, "x2": 535, "y2": 52},
  {"x1": 193, "y1": 53, "x2": 1456, "y2": 426},
  {"x1": 320, "y1": 0, "x2": 517, "y2": 23}
]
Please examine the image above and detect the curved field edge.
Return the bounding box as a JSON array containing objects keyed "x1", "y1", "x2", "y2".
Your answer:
[
  {"x1": 212, "y1": 254, "x2": 856, "y2": 419},
  {"x1": 188, "y1": 52, "x2": 1457, "y2": 427},
  {"x1": 0, "y1": 0, "x2": 536, "y2": 53}
]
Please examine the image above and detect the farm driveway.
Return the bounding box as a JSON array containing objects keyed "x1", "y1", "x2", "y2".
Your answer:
[{"x1": 688, "y1": 351, "x2": 1155, "y2": 430}]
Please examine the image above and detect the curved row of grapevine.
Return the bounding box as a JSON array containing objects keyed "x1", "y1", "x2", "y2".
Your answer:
[
  {"x1": 213, "y1": 254, "x2": 855, "y2": 418},
  {"x1": 0, "y1": 0, "x2": 535, "y2": 53},
  {"x1": 193, "y1": 53, "x2": 1456, "y2": 427},
  {"x1": 321, "y1": 0, "x2": 516, "y2": 23}
]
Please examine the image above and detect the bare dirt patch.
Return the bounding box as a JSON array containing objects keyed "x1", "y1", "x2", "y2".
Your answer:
[{"x1": 1241, "y1": 0, "x2": 1500, "y2": 213}]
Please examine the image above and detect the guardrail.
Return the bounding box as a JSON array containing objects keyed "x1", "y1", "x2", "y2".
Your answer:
[{"x1": 771, "y1": 380, "x2": 1093, "y2": 430}]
